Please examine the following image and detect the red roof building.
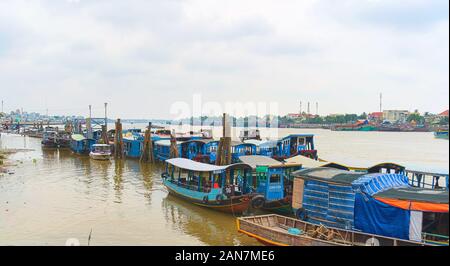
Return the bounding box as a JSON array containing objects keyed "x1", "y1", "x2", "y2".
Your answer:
[{"x1": 438, "y1": 110, "x2": 449, "y2": 117}]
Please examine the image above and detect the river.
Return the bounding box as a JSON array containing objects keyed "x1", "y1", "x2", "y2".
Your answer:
[{"x1": 0, "y1": 127, "x2": 448, "y2": 245}]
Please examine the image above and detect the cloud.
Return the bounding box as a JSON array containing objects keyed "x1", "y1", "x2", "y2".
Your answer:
[{"x1": 0, "y1": 0, "x2": 448, "y2": 119}]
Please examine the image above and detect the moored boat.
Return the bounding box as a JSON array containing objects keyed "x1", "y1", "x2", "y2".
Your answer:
[
  {"x1": 434, "y1": 129, "x2": 449, "y2": 139},
  {"x1": 290, "y1": 167, "x2": 449, "y2": 245},
  {"x1": 89, "y1": 144, "x2": 112, "y2": 160},
  {"x1": 161, "y1": 158, "x2": 263, "y2": 214},
  {"x1": 238, "y1": 155, "x2": 302, "y2": 215},
  {"x1": 237, "y1": 214, "x2": 434, "y2": 246}
]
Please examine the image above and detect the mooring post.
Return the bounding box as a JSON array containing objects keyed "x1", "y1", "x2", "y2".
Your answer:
[
  {"x1": 114, "y1": 119, "x2": 123, "y2": 159},
  {"x1": 140, "y1": 122, "x2": 154, "y2": 163},
  {"x1": 169, "y1": 129, "x2": 179, "y2": 158}
]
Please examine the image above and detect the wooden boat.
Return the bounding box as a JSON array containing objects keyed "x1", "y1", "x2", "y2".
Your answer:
[
  {"x1": 237, "y1": 214, "x2": 434, "y2": 246},
  {"x1": 238, "y1": 155, "x2": 302, "y2": 215},
  {"x1": 161, "y1": 158, "x2": 263, "y2": 214},
  {"x1": 41, "y1": 130, "x2": 59, "y2": 148},
  {"x1": 89, "y1": 144, "x2": 112, "y2": 160}
]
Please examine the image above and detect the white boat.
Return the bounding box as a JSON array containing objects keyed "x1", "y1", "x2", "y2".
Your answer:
[{"x1": 89, "y1": 144, "x2": 112, "y2": 160}]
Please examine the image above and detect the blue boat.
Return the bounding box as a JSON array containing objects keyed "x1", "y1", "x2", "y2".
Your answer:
[
  {"x1": 123, "y1": 132, "x2": 144, "y2": 158},
  {"x1": 154, "y1": 139, "x2": 183, "y2": 161},
  {"x1": 434, "y1": 129, "x2": 449, "y2": 139},
  {"x1": 70, "y1": 134, "x2": 96, "y2": 154},
  {"x1": 231, "y1": 141, "x2": 257, "y2": 163},
  {"x1": 180, "y1": 139, "x2": 213, "y2": 162},
  {"x1": 273, "y1": 134, "x2": 317, "y2": 160}
]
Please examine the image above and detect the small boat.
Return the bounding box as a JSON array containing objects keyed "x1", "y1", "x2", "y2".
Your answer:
[
  {"x1": 237, "y1": 214, "x2": 434, "y2": 246},
  {"x1": 161, "y1": 158, "x2": 263, "y2": 214},
  {"x1": 239, "y1": 129, "x2": 261, "y2": 142},
  {"x1": 41, "y1": 130, "x2": 59, "y2": 148},
  {"x1": 89, "y1": 144, "x2": 112, "y2": 160}
]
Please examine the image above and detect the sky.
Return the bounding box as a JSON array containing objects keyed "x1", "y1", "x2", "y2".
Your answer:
[{"x1": 0, "y1": 0, "x2": 448, "y2": 119}]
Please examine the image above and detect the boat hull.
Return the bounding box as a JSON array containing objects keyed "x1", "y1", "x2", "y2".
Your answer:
[
  {"x1": 237, "y1": 214, "x2": 432, "y2": 246},
  {"x1": 262, "y1": 199, "x2": 294, "y2": 216},
  {"x1": 89, "y1": 153, "x2": 111, "y2": 160}
]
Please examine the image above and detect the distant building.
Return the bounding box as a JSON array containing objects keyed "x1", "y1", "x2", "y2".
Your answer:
[
  {"x1": 287, "y1": 113, "x2": 302, "y2": 119},
  {"x1": 438, "y1": 110, "x2": 449, "y2": 117},
  {"x1": 368, "y1": 112, "x2": 383, "y2": 121},
  {"x1": 382, "y1": 110, "x2": 409, "y2": 123}
]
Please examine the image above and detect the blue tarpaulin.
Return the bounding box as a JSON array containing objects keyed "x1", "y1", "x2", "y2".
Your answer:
[{"x1": 354, "y1": 192, "x2": 410, "y2": 239}]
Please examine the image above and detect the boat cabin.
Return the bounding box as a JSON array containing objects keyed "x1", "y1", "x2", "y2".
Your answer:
[
  {"x1": 154, "y1": 139, "x2": 183, "y2": 161},
  {"x1": 123, "y1": 132, "x2": 144, "y2": 158},
  {"x1": 180, "y1": 139, "x2": 212, "y2": 162},
  {"x1": 161, "y1": 158, "x2": 257, "y2": 213},
  {"x1": 238, "y1": 155, "x2": 302, "y2": 214},
  {"x1": 91, "y1": 144, "x2": 112, "y2": 153},
  {"x1": 231, "y1": 141, "x2": 257, "y2": 163},
  {"x1": 70, "y1": 134, "x2": 96, "y2": 154},
  {"x1": 274, "y1": 134, "x2": 317, "y2": 160},
  {"x1": 292, "y1": 167, "x2": 449, "y2": 245}
]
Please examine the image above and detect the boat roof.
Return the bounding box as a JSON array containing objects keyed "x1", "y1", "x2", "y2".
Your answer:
[
  {"x1": 165, "y1": 158, "x2": 250, "y2": 172},
  {"x1": 286, "y1": 155, "x2": 328, "y2": 168},
  {"x1": 375, "y1": 187, "x2": 449, "y2": 204},
  {"x1": 286, "y1": 155, "x2": 351, "y2": 170},
  {"x1": 243, "y1": 139, "x2": 263, "y2": 146},
  {"x1": 181, "y1": 139, "x2": 215, "y2": 145},
  {"x1": 71, "y1": 134, "x2": 86, "y2": 141},
  {"x1": 281, "y1": 134, "x2": 314, "y2": 140},
  {"x1": 92, "y1": 144, "x2": 110, "y2": 147},
  {"x1": 154, "y1": 139, "x2": 184, "y2": 146},
  {"x1": 367, "y1": 162, "x2": 406, "y2": 173},
  {"x1": 259, "y1": 140, "x2": 278, "y2": 148},
  {"x1": 293, "y1": 167, "x2": 366, "y2": 185}
]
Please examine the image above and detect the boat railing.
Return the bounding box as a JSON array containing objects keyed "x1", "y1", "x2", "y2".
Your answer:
[
  {"x1": 405, "y1": 170, "x2": 449, "y2": 190},
  {"x1": 166, "y1": 178, "x2": 212, "y2": 193},
  {"x1": 422, "y1": 232, "x2": 449, "y2": 246}
]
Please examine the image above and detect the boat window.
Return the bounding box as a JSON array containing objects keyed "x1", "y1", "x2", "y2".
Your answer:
[{"x1": 298, "y1": 138, "x2": 305, "y2": 145}]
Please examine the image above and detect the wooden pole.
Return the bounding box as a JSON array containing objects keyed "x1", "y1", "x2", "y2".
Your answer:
[
  {"x1": 169, "y1": 130, "x2": 179, "y2": 158},
  {"x1": 114, "y1": 119, "x2": 123, "y2": 159}
]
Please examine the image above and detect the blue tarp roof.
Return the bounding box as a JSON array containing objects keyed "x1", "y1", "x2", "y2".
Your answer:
[{"x1": 351, "y1": 173, "x2": 409, "y2": 196}]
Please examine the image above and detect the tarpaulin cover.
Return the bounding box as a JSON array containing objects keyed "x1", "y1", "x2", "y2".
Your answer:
[
  {"x1": 354, "y1": 193, "x2": 410, "y2": 239},
  {"x1": 352, "y1": 173, "x2": 409, "y2": 196}
]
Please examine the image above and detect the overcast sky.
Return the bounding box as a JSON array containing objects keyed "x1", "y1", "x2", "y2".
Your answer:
[{"x1": 0, "y1": 0, "x2": 448, "y2": 119}]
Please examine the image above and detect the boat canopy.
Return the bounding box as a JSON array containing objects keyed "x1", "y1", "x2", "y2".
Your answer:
[
  {"x1": 286, "y1": 155, "x2": 329, "y2": 168},
  {"x1": 243, "y1": 139, "x2": 263, "y2": 146},
  {"x1": 259, "y1": 140, "x2": 278, "y2": 148},
  {"x1": 92, "y1": 144, "x2": 111, "y2": 147},
  {"x1": 281, "y1": 134, "x2": 314, "y2": 140},
  {"x1": 181, "y1": 139, "x2": 215, "y2": 145},
  {"x1": 375, "y1": 187, "x2": 448, "y2": 204},
  {"x1": 165, "y1": 158, "x2": 251, "y2": 172},
  {"x1": 367, "y1": 163, "x2": 406, "y2": 173},
  {"x1": 293, "y1": 167, "x2": 365, "y2": 184},
  {"x1": 71, "y1": 134, "x2": 86, "y2": 141}
]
